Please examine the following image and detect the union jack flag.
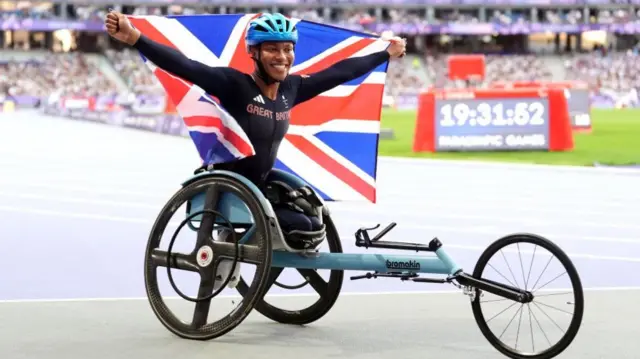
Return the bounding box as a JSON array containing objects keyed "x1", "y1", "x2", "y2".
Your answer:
[{"x1": 127, "y1": 14, "x2": 390, "y2": 203}]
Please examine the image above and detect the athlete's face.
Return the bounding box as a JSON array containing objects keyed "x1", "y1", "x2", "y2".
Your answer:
[{"x1": 257, "y1": 42, "x2": 295, "y2": 81}]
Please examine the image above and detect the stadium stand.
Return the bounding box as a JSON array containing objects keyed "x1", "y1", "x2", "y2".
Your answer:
[
  {"x1": 2, "y1": 52, "x2": 120, "y2": 98},
  {"x1": 564, "y1": 51, "x2": 640, "y2": 107},
  {"x1": 2, "y1": 1, "x2": 640, "y2": 110}
]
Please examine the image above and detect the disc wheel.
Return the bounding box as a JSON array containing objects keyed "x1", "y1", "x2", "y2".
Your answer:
[
  {"x1": 144, "y1": 175, "x2": 273, "y2": 340},
  {"x1": 236, "y1": 215, "x2": 344, "y2": 325},
  {"x1": 470, "y1": 233, "x2": 584, "y2": 359}
]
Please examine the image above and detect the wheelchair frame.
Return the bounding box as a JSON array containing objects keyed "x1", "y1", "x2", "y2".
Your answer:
[
  {"x1": 185, "y1": 169, "x2": 534, "y2": 302},
  {"x1": 144, "y1": 168, "x2": 584, "y2": 359}
]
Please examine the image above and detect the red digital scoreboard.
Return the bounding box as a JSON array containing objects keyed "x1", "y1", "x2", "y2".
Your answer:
[
  {"x1": 491, "y1": 81, "x2": 592, "y2": 132},
  {"x1": 413, "y1": 87, "x2": 574, "y2": 153}
]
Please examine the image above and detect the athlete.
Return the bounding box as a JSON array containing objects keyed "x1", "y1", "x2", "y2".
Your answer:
[{"x1": 105, "y1": 11, "x2": 405, "y2": 286}]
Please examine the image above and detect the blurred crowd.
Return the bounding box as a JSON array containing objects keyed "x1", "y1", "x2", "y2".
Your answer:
[
  {"x1": 1, "y1": 53, "x2": 119, "y2": 98},
  {"x1": 482, "y1": 55, "x2": 554, "y2": 84},
  {"x1": 0, "y1": 1, "x2": 106, "y2": 21},
  {"x1": 425, "y1": 54, "x2": 554, "y2": 89},
  {"x1": 564, "y1": 50, "x2": 640, "y2": 96},
  {"x1": 4, "y1": 1, "x2": 640, "y2": 26},
  {"x1": 2, "y1": 2, "x2": 640, "y2": 108},
  {"x1": 5, "y1": 47, "x2": 640, "y2": 109},
  {"x1": 103, "y1": 48, "x2": 165, "y2": 96}
]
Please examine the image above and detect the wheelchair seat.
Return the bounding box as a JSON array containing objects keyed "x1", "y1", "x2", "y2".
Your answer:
[
  {"x1": 189, "y1": 166, "x2": 327, "y2": 251},
  {"x1": 263, "y1": 176, "x2": 326, "y2": 250}
]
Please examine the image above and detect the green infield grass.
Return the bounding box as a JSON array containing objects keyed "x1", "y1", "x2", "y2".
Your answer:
[{"x1": 378, "y1": 108, "x2": 640, "y2": 166}]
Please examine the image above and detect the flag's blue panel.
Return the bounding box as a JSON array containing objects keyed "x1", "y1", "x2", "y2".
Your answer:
[
  {"x1": 314, "y1": 132, "x2": 379, "y2": 179},
  {"x1": 273, "y1": 159, "x2": 332, "y2": 201},
  {"x1": 190, "y1": 132, "x2": 237, "y2": 164},
  {"x1": 293, "y1": 21, "x2": 375, "y2": 67},
  {"x1": 171, "y1": 14, "x2": 245, "y2": 57}
]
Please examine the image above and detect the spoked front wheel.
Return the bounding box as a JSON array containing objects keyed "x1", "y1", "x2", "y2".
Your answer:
[{"x1": 470, "y1": 233, "x2": 584, "y2": 359}]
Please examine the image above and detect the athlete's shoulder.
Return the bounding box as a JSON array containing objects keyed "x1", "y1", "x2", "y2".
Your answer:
[
  {"x1": 217, "y1": 66, "x2": 248, "y2": 79},
  {"x1": 286, "y1": 74, "x2": 310, "y2": 80},
  {"x1": 283, "y1": 73, "x2": 309, "y2": 89}
]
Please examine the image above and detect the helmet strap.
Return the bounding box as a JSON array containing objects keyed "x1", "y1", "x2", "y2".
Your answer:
[{"x1": 252, "y1": 46, "x2": 280, "y2": 85}]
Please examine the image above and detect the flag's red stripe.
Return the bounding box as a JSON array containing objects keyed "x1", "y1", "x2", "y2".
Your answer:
[
  {"x1": 183, "y1": 116, "x2": 219, "y2": 127},
  {"x1": 128, "y1": 17, "x2": 178, "y2": 51},
  {"x1": 185, "y1": 116, "x2": 255, "y2": 156},
  {"x1": 286, "y1": 134, "x2": 375, "y2": 202},
  {"x1": 129, "y1": 17, "x2": 195, "y2": 86},
  {"x1": 293, "y1": 38, "x2": 376, "y2": 75},
  {"x1": 228, "y1": 14, "x2": 262, "y2": 74},
  {"x1": 290, "y1": 84, "x2": 384, "y2": 126},
  {"x1": 153, "y1": 69, "x2": 192, "y2": 105}
]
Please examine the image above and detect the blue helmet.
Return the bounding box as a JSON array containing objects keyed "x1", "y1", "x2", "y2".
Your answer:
[{"x1": 245, "y1": 13, "x2": 298, "y2": 47}]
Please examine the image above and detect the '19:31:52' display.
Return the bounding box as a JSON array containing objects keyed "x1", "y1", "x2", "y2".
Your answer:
[{"x1": 434, "y1": 98, "x2": 550, "y2": 151}]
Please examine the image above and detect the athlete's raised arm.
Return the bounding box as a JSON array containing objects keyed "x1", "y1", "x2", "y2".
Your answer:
[
  {"x1": 293, "y1": 38, "x2": 406, "y2": 105},
  {"x1": 105, "y1": 11, "x2": 235, "y2": 98}
]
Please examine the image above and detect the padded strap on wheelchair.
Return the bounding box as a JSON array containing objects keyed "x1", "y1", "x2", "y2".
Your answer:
[
  {"x1": 264, "y1": 180, "x2": 326, "y2": 250},
  {"x1": 286, "y1": 225, "x2": 327, "y2": 250},
  {"x1": 288, "y1": 191, "x2": 315, "y2": 216},
  {"x1": 266, "y1": 182, "x2": 322, "y2": 217}
]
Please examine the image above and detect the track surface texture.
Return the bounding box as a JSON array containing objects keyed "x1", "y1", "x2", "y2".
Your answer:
[{"x1": 1, "y1": 110, "x2": 640, "y2": 359}]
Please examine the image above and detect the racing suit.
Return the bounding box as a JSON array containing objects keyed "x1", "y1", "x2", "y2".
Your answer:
[{"x1": 133, "y1": 34, "x2": 390, "y2": 233}]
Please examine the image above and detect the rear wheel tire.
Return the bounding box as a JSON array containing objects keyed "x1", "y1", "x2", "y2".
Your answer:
[
  {"x1": 144, "y1": 175, "x2": 273, "y2": 340},
  {"x1": 236, "y1": 215, "x2": 344, "y2": 325}
]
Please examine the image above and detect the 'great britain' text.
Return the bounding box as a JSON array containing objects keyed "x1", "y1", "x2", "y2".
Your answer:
[{"x1": 246, "y1": 104, "x2": 291, "y2": 121}]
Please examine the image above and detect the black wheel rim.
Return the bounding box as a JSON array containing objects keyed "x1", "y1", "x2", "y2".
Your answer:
[
  {"x1": 143, "y1": 176, "x2": 273, "y2": 340},
  {"x1": 471, "y1": 233, "x2": 584, "y2": 359}
]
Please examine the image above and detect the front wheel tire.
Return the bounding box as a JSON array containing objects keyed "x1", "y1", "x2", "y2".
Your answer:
[{"x1": 470, "y1": 233, "x2": 584, "y2": 359}]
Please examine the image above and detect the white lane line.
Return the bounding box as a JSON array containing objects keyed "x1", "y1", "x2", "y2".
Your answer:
[
  {"x1": 330, "y1": 206, "x2": 640, "y2": 231},
  {"x1": 1, "y1": 286, "x2": 640, "y2": 304},
  {"x1": 442, "y1": 243, "x2": 640, "y2": 262},
  {"x1": 3, "y1": 176, "x2": 639, "y2": 212},
  {"x1": 379, "y1": 156, "x2": 640, "y2": 175},
  {"x1": 388, "y1": 191, "x2": 638, "y2": 208},
  {"x1": 0, "y1": 205, "x2": 156, "y2": 224},
  {"x1": 0, "y1": 203, "x2": 636, "y2": 246},
  {"x1": 0, "y1": 181, "x2": 174, "y2": 198},
  {"x1": 3, "y1": 175, "x2": 186, "y2": 188},
  {"x1": 1, "y1": 190, "x2": 636, "y2": 223},
  {"x1": 3, "y1": 145, "x2": 638, "y2": 175},
  {"x1": 375, "y1": 174, "x2": 640, "y2": 202},
  {"x1": 332, "y1": 220, "x2": 640, "y2": 245},
  {"x1": 0, "y1": 150, "x2": 194, "y2": 167},
  {"x1": 0, "y1": 206, "x2": 640, "y2": 262},
  {"x1": 339, "y1": 197, "x2": 640, "y2": 219},
  {"x1": 2, "y1": 189, "x2": 639, "y2": 230},
  {"x1": 0, "y1": 162, "x2": 194, "y2": 178},
  {"x1": 0, "y1": 192, "x2": 163, "y2": 209},
  {"x1": 6, "y1": 158, "x2": 637, "y2": 193}
]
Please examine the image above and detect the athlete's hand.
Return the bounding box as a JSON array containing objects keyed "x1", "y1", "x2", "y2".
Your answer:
[
  {"x1": 105, "y1": 11, "x2": 140, "y2": 46},
  {"x1": 386, "y1": 37, "x2": 407, "y2": 58}
]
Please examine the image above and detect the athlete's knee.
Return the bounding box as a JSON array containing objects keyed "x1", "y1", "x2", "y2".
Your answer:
[
  {"x1": 275, "y1": 207, "x2": 314, "y2": 232},
  {"x1": 308, "y1": 216, "x2": 322, "y2": 231}
]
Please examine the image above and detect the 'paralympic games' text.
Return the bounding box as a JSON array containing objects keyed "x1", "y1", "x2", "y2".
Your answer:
[{"x1": 437, "y1": 134, "x2": 547, "y2": 149}]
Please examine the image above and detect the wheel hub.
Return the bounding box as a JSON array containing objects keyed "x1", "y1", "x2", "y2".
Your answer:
[{"x1": 196, "y1": 245, "x2": 214, "y2": 267}]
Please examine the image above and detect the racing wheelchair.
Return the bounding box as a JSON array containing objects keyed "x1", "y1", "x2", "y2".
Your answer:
[{"x1": 143, "y1": 168, "x2": 584, "y2": 359}]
